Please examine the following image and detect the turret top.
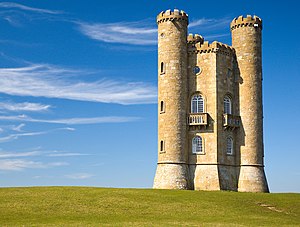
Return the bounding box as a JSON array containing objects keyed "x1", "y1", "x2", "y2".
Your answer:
[
  {"x1": 157, "y1": 9, "x2": 189, "y2": 24},
  {"x1": 187, "y1": 34, "x2": 204, "y2": 44},
  {"x1": 230, "y1": 15, "x2": 262, "y2": 31}
]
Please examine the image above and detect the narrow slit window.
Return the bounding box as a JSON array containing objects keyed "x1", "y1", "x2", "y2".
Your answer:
[
  {"x1": 160, "y1": 101, "x2": 164, "y2": 113},
  {"x1": 160, "y1": 140, "x2": 164, "y2": 152},
  {"x1": 160, "y1": 62, "x2": 165, "y2": 74}
]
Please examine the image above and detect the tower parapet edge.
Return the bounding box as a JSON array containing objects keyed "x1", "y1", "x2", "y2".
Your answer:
[
  {"x1": 157, "y1": 9, "x2": 188, "y2": 24},
  {"x1": 189, "y1": 41, "x2": 235, "y2": 56},
  {"x1": 230, "y1": 15, "x2": 262, "y2": 30},
  {"x1": 187, "y1": 34, "x2": 204, "y2": 44}
]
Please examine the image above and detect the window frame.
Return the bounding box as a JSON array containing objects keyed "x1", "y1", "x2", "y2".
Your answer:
[
  {"x1": 226, "y1": 137, "x2": 234, "y2": 155},
  {"x1": 192, "y1": 136, "x2": 205, "y2": 154},
  {"x1": 224, "y1": 96, "x2": 232, "y2": 114},
  {"x1": 191, "y1": 94, "x2": 204, "y2": 113}
]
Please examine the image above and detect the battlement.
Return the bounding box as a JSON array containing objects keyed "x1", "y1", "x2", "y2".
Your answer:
[
  {"x1": 187, "y1": 34, "x2": 204, "y2": 44},
  {"x1": 230, "y1": 15, "x2": 262, "y2": 30},
  {"x1": 194, "y1": 41, "x2": 235, "y2": 56},
  {"x1": 157, "y1": 9, "x2": 188, "y2": 24}
]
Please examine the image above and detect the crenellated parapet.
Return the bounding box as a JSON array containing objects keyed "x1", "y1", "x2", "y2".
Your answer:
[
  {"x1": 230, "y1": 15, "x2": 262, "y2": 31},
  {"x1": 187, "y1": 33, "x2": 204, "y2": 45},
  {"x1": 191, "y1": 41, "x2": 235, "y2": 56},
  {"x1": 157, "y1": 9, "x2": 188, "y2": 24}
]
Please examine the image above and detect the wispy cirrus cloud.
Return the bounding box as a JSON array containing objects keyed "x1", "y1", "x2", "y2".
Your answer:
[
  {"x1": 0, "y1": 151, "x2": 40, "y2": 158},
  {"x1": 0, "y1": 101, "x2": 51, "y2": 112},
  {"x1": 0, "y1": 115, "x2": 139, "y2": 125},
  {"x1": 0, "y1": 64, "x2": 157, "y2": 105},
  {"x1": 65, "y1": 173, "x2": 94, "y2": 179},
  {"x1": 0, "y1": 159, "x2": 68, "y2": 171},
  {"x1": 77, "y1": 20, "x2": 157, "y2": 45},
  {"x1": 47, "y1": 152, "x2": 91, "y2": 157},
  {"x1": 77, "y1": 17, "x2": 231, "y2": 45},
  {"x1": 0, "y1": 2, "x2": 62, "y2": 14},
  {"x1": 0, "y1": 127, "x2": 74, "y2": 143},
  {"x1": 0, "y1": 2, "x2": 64, "y2": 27},
  {"x1": 188, "y1": 18, "x2": 231, "y2": 40},
  {"x1": 0, "y1": 2, "x2": 230, "y2": 45}
]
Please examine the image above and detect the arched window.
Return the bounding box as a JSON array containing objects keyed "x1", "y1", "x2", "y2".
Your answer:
[
  {"x1": 192, "y1": 136, "x2": 203, "y2": 154},
  {"x1": 224, "y1": 96, "x2": 232, "y2": 114},
  {"x1": 160, "y1": 62, "x2": 165, "y2": 74},
  {"x1": 226, "y1": 137, "x2": 233, "y2": 155},
  {"x1": 191, "y1": 95, "x2": 204, "y2": 113},
  {"x1": 160, "y1": 101, "x2": 164, "y2": 113}
]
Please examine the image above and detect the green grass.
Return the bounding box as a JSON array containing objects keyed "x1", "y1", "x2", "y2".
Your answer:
[{"x1": 0, "y1": 187, "x2": 299, "y2": 226}]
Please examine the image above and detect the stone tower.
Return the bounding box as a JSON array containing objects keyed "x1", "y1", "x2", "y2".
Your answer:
[
  {"x1": 153, "y1": 9, "x2": 190, "y2": 189},
  {"x1": 153, "y1": 10, "x2": 269, "y2": 193},
  {"x1": 231, "y1": 16, "x2": 269, "y2": 192}
]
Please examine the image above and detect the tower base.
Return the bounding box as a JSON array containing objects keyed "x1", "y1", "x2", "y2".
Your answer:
[
  {"x1": 238, "y1": 166, "x2": 269, "y2": 192},
  {"x1": 153, "y1": 163, "x2": 190, "y2": 189},
  {"x1": 191, "y1": 164, "x2": 220, "y2": 191}
]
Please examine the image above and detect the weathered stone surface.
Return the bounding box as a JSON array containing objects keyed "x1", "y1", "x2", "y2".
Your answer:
[{"x1": 153, "y1": 11, "x2": 269, "y2": 193}]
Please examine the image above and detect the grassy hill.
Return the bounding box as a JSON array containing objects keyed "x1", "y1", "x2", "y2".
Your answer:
[{"x1": 0, "y1": 187, "x2": 299, "y2": 226}]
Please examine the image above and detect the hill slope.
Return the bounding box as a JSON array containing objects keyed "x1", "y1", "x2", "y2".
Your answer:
[{"x1": 0, "y1": 187, "x2": 299, "y2": 226}]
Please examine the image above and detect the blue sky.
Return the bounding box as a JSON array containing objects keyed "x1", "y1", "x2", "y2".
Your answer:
[{"x1": 0, "y1": 0, "x2": 299, "y2": 192}]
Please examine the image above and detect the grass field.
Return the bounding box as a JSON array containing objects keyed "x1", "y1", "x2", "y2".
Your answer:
[{"x1": 0, "y1": 187, "x2": 299, "y2": 226}]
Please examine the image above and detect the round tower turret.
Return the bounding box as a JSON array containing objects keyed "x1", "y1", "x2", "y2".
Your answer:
[
  {"x1": 153, "y1": 9, "x2": 190, "y2": 189},
  {"x1": 231, "y1": 15, "x2": 269, "y2": 192}
]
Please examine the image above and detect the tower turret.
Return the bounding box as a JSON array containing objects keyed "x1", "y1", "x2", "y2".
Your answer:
[
  {"x1": 153, "y1": 9, "x2": 190, "y2": 189},
  {"x1": 231, "y1": 15, "x2": 269, "y2": 192}
]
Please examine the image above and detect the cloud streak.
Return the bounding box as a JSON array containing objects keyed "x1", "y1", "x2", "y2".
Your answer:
[
  {"x1": 77, "y1": 21, "x2": 157, "y2": 45},
  {"x1": 0, "y1": 64, "x2": 157, "y2": 105},
  {"x1": 0, "y1": 115, "x2": 140, "y2": 125},
  {"x1": 0, "y1": 159, "x2": 68, "y2": 171},
  {"x1": 0, "y1": 151, "x2": 40, "y2": 158},
  {"x1": 65, "y1": 173, "x2": 94, "y2": 179},
  {"x1": 0, "y1": 127, "x2": 74, "y2": 143},
  {"x1": 0, "y1": 101, "x2": 51, "y2": 112},
  {"x1": 0, "y1": 2, "x2": 62, "y2": 14}
]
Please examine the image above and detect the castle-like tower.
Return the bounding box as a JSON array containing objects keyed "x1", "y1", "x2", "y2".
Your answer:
[{"x1": 153, "y1": 10, "x2": 269, "y2": 192}]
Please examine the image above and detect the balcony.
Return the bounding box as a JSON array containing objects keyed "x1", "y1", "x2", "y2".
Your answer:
[
  {"x1": 223, "y1": 114, "x2": 240, "y2": 128},
  {"x1": 187, "y1": 113, "x2": 208, "y2": 126}
]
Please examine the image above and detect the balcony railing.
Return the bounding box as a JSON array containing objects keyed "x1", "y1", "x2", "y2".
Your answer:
[
  {"x1": 187, "y1": 113, "x2": 208, "y2": 126},
  {"x1": 223, "y1": 114, "x2": 240, "y2": 128}
]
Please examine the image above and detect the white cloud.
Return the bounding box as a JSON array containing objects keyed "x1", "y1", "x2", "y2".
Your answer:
[
  {"x1": 189, "y1": 17, "x2": 231, "y2": 29},
  {"x1": 0, "y1": 101, "x2": 51, "y2": 112},
  {"x1": 78, "y1": 17, "x2": 231, "y2": 45},
  {"x1": 0, "y1": 2, "x2": 62, "y2": 14},
  {"x1": 11, "y1": 123, "x2": 25, "y2": 132},
  {"x1": 77, "y1": 21, "x2": 157, "y2": 45},
  {"x1": 47, "y1": 152, "x2": 90, "y2": 157},
  {"x1": 0, "y1": 151, "x2": 40, "y2": 158},
  {"x1": 0, "y1": 64, "x2": 157, "y2": 105},
  {"x1": 0, "y1": 127, "x2": 74, "y2": 143},
  {"x1": 65, "y1": 173, "x2": 94, "y2": 179},
  {"x1": 0, "y1": 159, "x2": 68, "y2": 171},
  {"x1": 0, "y1": 115, "x2": 140, "y2": 125}
]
